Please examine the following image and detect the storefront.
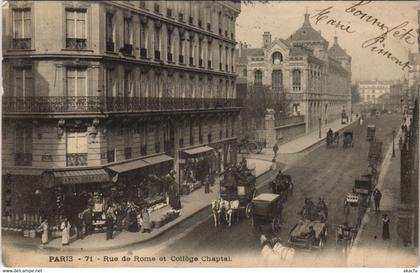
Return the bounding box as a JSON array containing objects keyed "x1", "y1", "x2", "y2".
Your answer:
[
  {"x1": 106, "y1": 154, "x2": 174, "y2": 208},
  {"x1": 179, "y1": 145, "x2": 215, "y2": 195}
]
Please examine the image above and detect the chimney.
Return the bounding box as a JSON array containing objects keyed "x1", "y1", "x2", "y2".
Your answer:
[{"x1": 263, "y1": 32, "x2": 272, "y2": 48}]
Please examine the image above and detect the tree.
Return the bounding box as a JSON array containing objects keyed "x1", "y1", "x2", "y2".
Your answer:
[{"x1": 351, "y1": 84, "x2": 361, "y2": 104}]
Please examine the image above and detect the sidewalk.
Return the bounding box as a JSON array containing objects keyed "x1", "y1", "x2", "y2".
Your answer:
[
  {"x1": 262, "y1": 116, "x2": 358, "y2": 154},
  {"x1": 347, "y1": 133, "x2": 418, "y2": 267},
  {"x1": 37, "y1": 158, "x2": 275, "y2": 252}
]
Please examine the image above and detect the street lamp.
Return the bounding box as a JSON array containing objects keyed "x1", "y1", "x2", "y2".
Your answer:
[
  {"x1": 318, "y1": 117, "x2": 322, "y2": 139},
  {"x1": 392, "y1": 130, "x2": 396, "y2": 158}
]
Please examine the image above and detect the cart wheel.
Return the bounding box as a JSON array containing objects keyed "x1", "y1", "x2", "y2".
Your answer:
[
  {"x1": 272, "y1": 217, "x2": 281, "y2": 233},
  {"x1": 245, "y1": 203, "x2": 253, "y2": 219}
]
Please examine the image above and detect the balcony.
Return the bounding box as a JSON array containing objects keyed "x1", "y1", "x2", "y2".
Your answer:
[
  {"x1": 66, "y1": 153, "x2": 88, "y2": 167},
  {"x1": 199, "y1": 59, "x2": 203, "y2": 67},
  {"x1": 189, "y1": 57, "x2": 194, "y2": 66},
  {"x1": 155, "y1": 142, "x2": 161, "y2": 153},
  {"x1": 140, "y1": 144, "x2": 147, "y2": 156},
  {"x1": 12, "y1": 38, "x2": 31, "y2": 50},
  {"x1": 154, "y1": 50, "x2": 161, "y2": 60},
  {"x1": 140, "y1": 48, "x2": 147, "y2": 58},
  {"x1": 120, "y1": 44, "x2": 133, "y2": 56},
  {"x1": 107, "y1": 150, "x2": 115, "y2": 163},
  {"x1": 208, "y1": 60, "x2": 212, "y2": 69},
  {"x1": 66, "y1": 38, "x2": 87, "y2": 50},
  {"x1": 3, "y1": 96, "x2": 242, "y2": 114},
  {"x1": 167, "y1": 52, "x2": 173, "y2": 62},
  {"x1": 14, "y1": 153, "x2": 32, "y2": 166},
  {"x1": 106, "y1": 41, "x2": 115, "y2": 52},
  {"x1": 124, "y1": 147, "x2": 132, "y2": 159},
  {"x1": 179, "y1": 55, "x2": 184, "y2": 64}
]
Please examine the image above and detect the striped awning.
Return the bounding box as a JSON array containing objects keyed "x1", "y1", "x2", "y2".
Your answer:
[
  {"x1": 182, "y1": 146, "x2": 214, "y2": 156},
  {"x1": 107, "y1": 159, "x2": 149, "y2": 174},
  {"x1": 49, "y1": 169, "x2": 111, "y2": 185}
]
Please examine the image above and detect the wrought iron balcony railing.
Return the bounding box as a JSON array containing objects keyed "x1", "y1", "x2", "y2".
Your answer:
[
  {"x1": 66, "y1": 153, "x2": 88, "y2": 167},
  {"x1": 66, "y1": 38, "x2": 87, "y2": 50},
  {"x1": 12, "y1": 38, "x2": 31, "y2": 50},
  {"x1": 3, "y1": 96, "x2": 242, "y2": 113}
]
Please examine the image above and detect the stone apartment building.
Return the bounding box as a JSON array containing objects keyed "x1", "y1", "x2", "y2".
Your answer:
[{"x1": 2, "y1": 0, "x2": 241, "y2": 217}]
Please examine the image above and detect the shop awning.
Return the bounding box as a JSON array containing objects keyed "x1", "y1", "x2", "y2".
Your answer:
[
  {"x1": 107, "y1": 159, "x2": 149, "y2": 174},
  {"x1": 143, "y1": 154, "x2": 173, "y2": 165},
  {"x1": 3, "y1": 168, "x2": 44, "y2": 176},
  {"x1": 182, "y1": 146, "x2": 214, "y2": 156},
  {"x1": 50, "y1": 169, "x2": 111, "y2": 185}
]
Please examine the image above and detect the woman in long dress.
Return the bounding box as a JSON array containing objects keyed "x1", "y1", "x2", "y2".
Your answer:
[
  {"x1": 141, "y1": 209, "x2": 152, "y2": 233},
  {"x1": 61, "y1": 217, "x2": 71, "y2": 246},
  {"x1": 37, "y1": 219, "x2": 49, "y2": 245},
  {"x1": 382, "y1": 214, "x2": 390, "y2": 240}
]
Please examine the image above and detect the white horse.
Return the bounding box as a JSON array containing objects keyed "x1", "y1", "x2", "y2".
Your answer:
[
  {"x1": 226, "y1": 200, "x2": 240, "y2": 227},
  {"x1": 211, "y1": 199, "x2": 222, "y2": 227},
  {"x1": 260, "y1": 235, "x2": 295, "y2": 266}
]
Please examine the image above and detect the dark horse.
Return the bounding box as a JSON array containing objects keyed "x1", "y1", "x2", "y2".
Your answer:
[{"x1": 270, "y1": 175, "x2": 294, "y2": 201}]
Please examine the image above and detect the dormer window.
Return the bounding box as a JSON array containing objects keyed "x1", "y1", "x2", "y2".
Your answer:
[{"x1": 272, "y1": 52, "x2": 283, "y2": 64}]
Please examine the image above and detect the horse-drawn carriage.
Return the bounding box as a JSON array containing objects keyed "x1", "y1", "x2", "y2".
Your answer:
[
  {"x1": 288, "y1": 220, "x2": 328, "y2": 249},
  {"x1": 251, "y1": 193, "x2": 283, "y2": 233},
  {"x1": 366, "y1": 125, "x2": 376, "y2": 141},
  {"x1": 326, "y1": 130, "x2": 340, "y2": 148},
  {"x1": 342, "y1": 131, "x2": 354, "y2": 148},
  {"x1": 212, "y1": 165, "x2": 256, "y2": 227},
  {"x1": 238, "y1": 136, "x2": 264, "y2": 154},
  {"x1": 269, "y1": 172, "x2": 293, "y2": 202}
]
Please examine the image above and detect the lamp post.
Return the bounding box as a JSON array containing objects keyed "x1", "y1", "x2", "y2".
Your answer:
[
  {"x1": 318, "y1": 117, "x2": 322, "y2": 139},
  {"x1": 392, "y1": 129, "x2": 396, "y2": 158}
]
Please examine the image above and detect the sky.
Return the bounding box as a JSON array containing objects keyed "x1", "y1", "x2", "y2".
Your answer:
[{"x1": 236, "y1": 1, "x2": 418, "y2": 82}]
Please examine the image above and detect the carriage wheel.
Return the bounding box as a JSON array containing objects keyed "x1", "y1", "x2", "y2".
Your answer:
[
  {"x1": 272, "y1": 217, "x2": 281, "y2": 233},
  {"x1": 245, "y1": 203, "x2": 253, "y2": 219},
  {"x1": 247, "y1": 142, "x2": 258, "y2": 154}
]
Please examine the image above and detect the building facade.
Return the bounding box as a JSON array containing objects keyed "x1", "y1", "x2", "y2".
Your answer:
[
  {"x1": 2, "y1": 1, "x2": 241, "y2": 219},
  {"x1": 358, "y1": 80, "x2": 393, "y2": 104},
  {"x1": 235, "y1": 14, "x2": 352, "y2": 133}
]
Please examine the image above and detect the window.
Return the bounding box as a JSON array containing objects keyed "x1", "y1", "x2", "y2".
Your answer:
[
  {"x1": 15, "y1": 125, "x2": 32, "y2": 166},
  {"x1": 105, "y1": 68, "x2": 116, "y2": 97},
  {"x1": 167, "y1": 31, "x2": 172, "y2": 60},
  {"x1": 140, "y1": 23, "x2": 147, "y2": 58},
  {"x1": 272, "y1": 70, "x2": 283, "y2": 93},
  {"x1": 189, "y1": 38, "x2": 194, "y2": 66},
  {"x1": 12, "y1": 8, "x2": 31, "y2": 49},
  {"x1": 292, "y1": 69, "x2": 301, "y2": 91},
  {"x1": 154, "y1": 28, "x2": 161, "y2": 60},
  {"x1": 124, "y1": 70, "x2": 132, "y2": 97},
  {"x1": 207, "y1": 41, "x2": 212, "y2": 68},
  {"x1": 198, "y1": 40, "x2": 203, "y2": 67},
  {"x1": 139, "y1": 1, "x2": 146, "y2": 9},
  {"x1": 293, "y1": 104, "x2": 300, "y2": 116},
  {"x1": 124, "y1": 127, "x2": 133, "y2": 159},
  {"x1": 13, "y1": 66, "x2": 33, "y2": 97},
  {"x1": 154, "y1": 3, "x2": 160, "y2": 13},
  {"x1": 179, "y1": 36, "x2": 185, "y2": 64},
  {"x1": 105, "y1": 13, "x2": 115, "y2": 52},
  {"x1": 124, "y1": 18, "x2": 132, "y2": 45},
  {"x1": 66, "y1": 9, "x2": 87, "y2": 49},
  {"x1": 231, "y1": 117, "x2": 235, "y2": 136},
  {"x1": 243, "y1": 68, "x2": 247, "y2": 77},
  {"x1": 272, "y1": 52, "x2": 283, "y2": 64},
  {"x1": 219, "y1": 44, "x2": 223, "y2": 70},
  {"x1": 254, "y1": 70, "x2": 263, "y2": 85},
  {"x1": 66, "y1": 67, "x2": 87, "y2": 96},
  {"x1": 66, "y1": 127, "x2": 87, "y2": 166}
]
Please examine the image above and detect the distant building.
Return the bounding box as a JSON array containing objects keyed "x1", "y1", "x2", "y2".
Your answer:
[
  {"x1": 235, "y1": 13, "x2": 352, "y2": 133},
  {"x1": 358, "y1": 80, "x2": 394, "y2": 104}
]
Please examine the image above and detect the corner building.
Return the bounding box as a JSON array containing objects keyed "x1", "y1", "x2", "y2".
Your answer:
[
  {"x1": 2, "y1": 1, "x2": 241, "y2": 219},
  {"x1": 236, "y1": 13, "x2": 352, "y2": 133}
]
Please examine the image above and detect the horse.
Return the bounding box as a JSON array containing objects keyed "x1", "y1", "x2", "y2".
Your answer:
[
  {"x1": 260, "y1": 235, "x2": 295, "y2": 265},
  {"x1": 211, "y1": 199, "x2": 222, "y2": 227},
  {"x1": 226, "y1": 200, "x2": 240, "y2": 227}
]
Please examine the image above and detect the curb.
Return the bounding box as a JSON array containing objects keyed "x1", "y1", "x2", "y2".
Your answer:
[{"x1": 40, "y1": 162, "x2": 279, "y2": 252}]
